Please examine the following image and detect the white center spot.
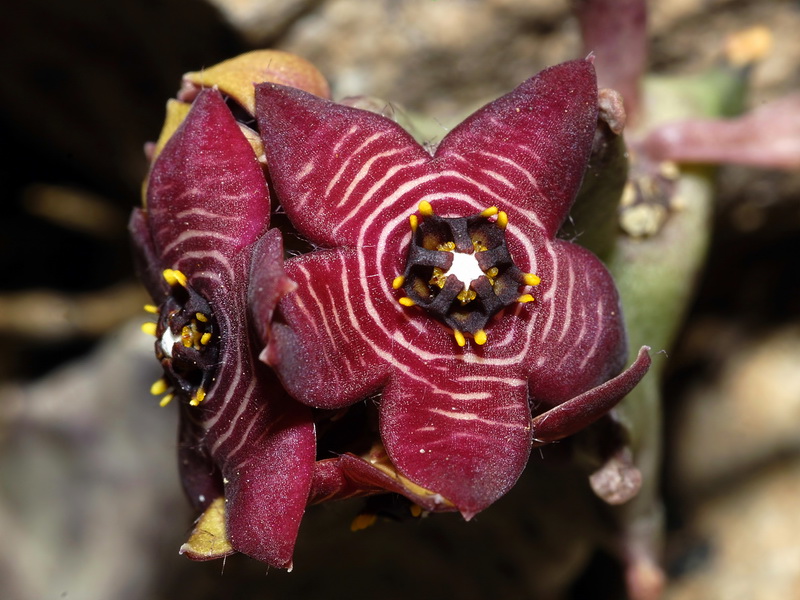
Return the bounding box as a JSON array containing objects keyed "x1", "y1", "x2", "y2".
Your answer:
[
  {"x1": 160, "y1": 327, "x2": 179, "y2": 358},
  {"x1": 443, "y1": 251, "x2": 484, "y2": 291}
]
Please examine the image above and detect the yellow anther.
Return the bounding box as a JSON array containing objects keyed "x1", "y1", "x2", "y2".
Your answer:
[
  {"x1": 189, "y1": 387, "x2": 207, "y2": 406},
  {"x1": 456, "y1": 289, "x2": 477, "y2": 304},
  {"x1": 409, "y1": 214, "x2": 419, "y2": 232},
  {"x1": 436, "y1": 241, "x2": 456, "y2": 252},
  {"x1": 518, "y1": 294, "x2": 535, "y2": 304},
  {"x1": 195, "y1": 312, "x2": 208, "y2": 323},
  {"x1": 181, "y1": 325, "x2": 193, "y2": 348},
  {"x1": 159, "y1": 393, "x2": 174, "y2": 408},
  {"x1": 141, "y1": 322, "x2": 158, "y2": 336},
  {"x1": 473, "y1": 329, "x2": 487, "y2": 345},
  {"x1": 410, "y1": 504, "x2": 423, "y2": 518},
  {"x1": 399, "y1": 297, "x2": 416, "y2": 307},
  {"x1": 453, "y1": 330, "x2": 466, "y2": 347},
  {"x1": 418, "y1": 201, "x2": 434, "y2": 217},
  {"x1": 150, "y1": 378, "x2": 168, "y2": 396},
  {"x1": 497, "y1": 211, "x2": 508, "y2": 229},
  {"x1": 144, "y1": 304, "x2": 159, "y2": 314},
  {"x1": 486, "y1": 267, "x2": 499, "y2": 279},
  {"x1": 350, "y1": 513, "x2": 377, "y2": 532},
  {"x1": 200, "y1": 332, "x2": 212, "y2": 346},
  {"x1": 480, "y1": 206, "x2": 498, "y2": 218},
  {"x1": 429, "y1": 267, "x2": 446, "y2": 288},
  {"x1": 472, "y1": 238, "x2": 487, "y2": 252},
  {"x1": 392, "y1": 275, "x2": 405, "y2": 290},
  {"x1": 163, "y1": 268, "x2": 188, "y2": 288},
  {"x1": 523, "y1": 273, "x2": 541, "y2": 286}
]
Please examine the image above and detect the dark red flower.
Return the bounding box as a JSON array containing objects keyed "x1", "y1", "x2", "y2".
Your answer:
[
  {"x1": 253, "y1": 58, "x2": 651, "y2": 518},
  {"x1": 130, "y1": 87, "x2": 315, "y2": 568}
]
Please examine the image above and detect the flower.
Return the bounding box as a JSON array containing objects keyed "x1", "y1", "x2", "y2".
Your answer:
[
  {"x1": 130, "y1": 63, "x2": 318, "y2": 568},
  {"x1": 252, "y1": 57, "x2": 652, "y2": 518}
]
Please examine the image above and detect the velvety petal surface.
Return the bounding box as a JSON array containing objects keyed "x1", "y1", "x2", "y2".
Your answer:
[
  {"x1": 248, "y1": 228, "x2": 297, "y2": 346},
  {"x1": 183, "y1": 252, "x2": 316, "y2": 567},
  {"x1": 380, "y1": 369, "x2": 532, "y2": 517},
  {"x1": 531, "y1": 345, "x2": 651, "y2": 443},
  {"x1": 521, "y1": 240, "x2": 630, "y2": 407},
  {"x1": 128, "y1": 207, "x2": 168, "y2": 301},
  {"x1": 220, "y1": 390, "x2": 316, "y2": 568},
  {"x1": 263, "y1": 247, "x2": 394, "y2": 408},
  {"x1": 251, "y1": 57, "x2": 649, "y2": 521},
  {"x1": 177, "y1": 402, "x2": 223, "y2": 512},
  {"x1": 146, "y1": 88, "x2": 270, "y2": 299},
  {"x1": 434, "y1": 59, "x2": 598, "y2": 239},
  {"x1": 255, "y1": 81, "x2": 430, "y2": 248},
  {"x1": 309, "y1": 453, "x2": 456, "y2": 511},
  {"x1": 256, "y1": 60, "x2": 597, "y2": 248}
]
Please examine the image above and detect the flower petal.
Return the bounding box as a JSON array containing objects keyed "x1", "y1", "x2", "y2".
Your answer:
[
  {"x1": 248, "y1": 228, "x2": 297, "y2": 346},
  {"x1": 309, "y1": 452, "x2": 453, "y2": 511},
  {"x1": 523, "y1": 240, "x2": 631, "y2": 405},
  {"x1": 531, "y1": 345, "x2": 651, "y2": 443},
  {"x1": 380, "y1": 370, "x2": 532, "y2": 518},
  {"x1": 146, "y1": 88, "x2": 270, "y2": 274},
  {"x1": 177, "y1": 402, "x2": 223, "y2": 512},
  {"x1": 128, "y1": 207, "x2": 168, "y2": 301},
  {"x1": 221, "y1": 393, "x2": 315, "y2": 568},
  {"x1": 255, "y1": 82, "x2": 430, "y2": 247},
  {"x1": 434, "y1": 59, "x2": 598, "y2": 239},
  {"x1": 263, "y1": 247, "x2": 393, "y2": 409}
]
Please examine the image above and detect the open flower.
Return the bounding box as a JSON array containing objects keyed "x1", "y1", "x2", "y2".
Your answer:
[
  {"x1": 130, "y1": 82, "x2": 316, "y2": 568},
  {"x1": 253, "y1": 58, "x2": 651, "y2": 518}
]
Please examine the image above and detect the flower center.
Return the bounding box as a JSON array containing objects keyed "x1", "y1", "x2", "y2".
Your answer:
[
  {"x1": 393, "y1": 202, "x2": 540, "y2": 346},
  {"x1": 441, "y1": 250, "x2": 485, "y2": 294},
  {"x1": 141, "y1": 269, "x2": 219, "y2": 406}
]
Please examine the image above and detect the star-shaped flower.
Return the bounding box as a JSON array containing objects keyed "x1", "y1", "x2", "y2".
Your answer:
[
  {"x1": 130, "y1": 85, "x2": 316, "y2": 568},
  {"x1": 253, "y1": 58, "x2": 651, "y2": 518}
]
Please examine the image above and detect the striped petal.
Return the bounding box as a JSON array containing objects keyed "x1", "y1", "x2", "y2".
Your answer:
[
  {"x1": 522, "y1": 240, "x2": 630, "y2": 407},
  {"x1": 186, "y1": 257, "x2": 316, "y2": 566},
  {"x1": 256, "y1": 60, "x2": 597, "y2": 248},
  {"x1": 380, "y1": 369, "x2": 532, "y2": 518},
  {"x1": 146, "y1": 88, "x2": 270, "y2": 298},
  {"x1": 435, "y1": 59, "x2": 598, "y2": 239},
  {"x1": 263, "y1": 248, "x2": 393, "y2": 409},
  {"x1": 255, "y1": 82, "x2": 430, "y2": 248},
  {"x1": 219, "y1": 388, "x2": 315, "y2": 568}
]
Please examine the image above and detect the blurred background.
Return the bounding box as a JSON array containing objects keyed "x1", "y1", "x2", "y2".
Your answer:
[{"x1": 1, "y1": 1, "x2": 799, "y2": 598}]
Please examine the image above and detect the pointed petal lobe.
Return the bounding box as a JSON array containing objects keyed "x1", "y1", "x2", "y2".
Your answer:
[
  {"x1": 531, "y1": 345, "x2": 651, "y2": 444},
  {"x1": 146, "y1": 88, "x2": 270, "y2": 272},
  {"x1": 128, "y1": 208, "x2": 168, "y2": 301},
  {"x1": 380, "y1": 370, "x2": 532, "y2": 517},
  {"x1": 264, "y1": 248, "x2": 393, "y2": 408},
  {"x1": 255, "y1": 82, "x2": 430, "y2": 247},
  {"x1": 523, "y1": 240, "x2": 630, "y2": 405},
  {"x1": 435, "y1": 59, "x2": 598, "y2": 239},
  {"x1": 221, "y1": 395, "x2": 315, "y2": 567},
  {"x1": 249, "y1": 228, "x2": 297, "y2": 346}
]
